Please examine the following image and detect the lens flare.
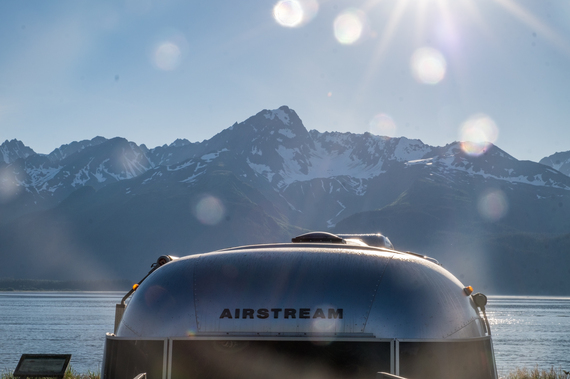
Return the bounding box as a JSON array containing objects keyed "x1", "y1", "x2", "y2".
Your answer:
[
  {"x1": 334, "y1": 9, "x2": 367, "y2": 45},
  {"x1": 459, "y1": 114, "x2": 499, "y2": 156},
  {"x1": 478, "y1": 189, "x2": 508, "y2": 222},
  {"x1": 410, "y1": 47, "x2": 447, "y2": 84},
  {"x1": 299, "y1": 0, "x2": 319, "y2": 24},
  {"x1": 310, "y1": 305, "x2": 341, "y2": 340},
  {"x1": 369, "y1": 113, "x2": 397, "y2": 136},
  {"x1": 153, "y1": 42, "x2": 182, "y2": 71},
  {"x1": 273, "y1": 0, "x2": 304, "y2": 27},
  {"x1": 0, "y1": 167, "x2": 20, "y2": 203},
  {"x1": 194, "y1": 195, "x2": 226, "y2": 226}
]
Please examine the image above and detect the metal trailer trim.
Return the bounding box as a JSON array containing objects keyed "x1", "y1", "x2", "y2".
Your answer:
[
  {"x1": 103, "y1": 334, "x2": 168, "y2": 379},
  {"x1": 168, "y1": 336, "x2": 391, "y2": 342},
  {"x1": 394, "y1": 335, "x2": 493, "y2": 343}
]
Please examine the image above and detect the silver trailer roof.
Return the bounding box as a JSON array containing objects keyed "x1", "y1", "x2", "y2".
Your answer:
[{"x1": 117, "y1": 243, "x2": 485, "y2": 340}]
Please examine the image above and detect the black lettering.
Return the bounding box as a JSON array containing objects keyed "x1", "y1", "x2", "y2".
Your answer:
[
  {"x1": 271, "y1": 308, "x2": 282, "y2": 318},
  {"x1": 299, "y1": 308, "x2": 310, "y2": 319},
  {"x1": 257, "y1": 309, "x2": 269, "y2": 319},
  {"x1": 284, "y1": 308, "x2": 296, "y2": 319},
  {"x1": 243, "y1": 309, "x2": 254, "y2": 319},
  {"x1": 313, "y1": 308, "x2": 326, "y2": 319},
  {"x1": 220, "y1": 309, "x2": 232, "y2": 319},
  {"x1": 235, "y1": 309, "x2": 240, "y2": 319},
  {"x1": 328, "y1": 308, "x2": 343, "y2": 319}
]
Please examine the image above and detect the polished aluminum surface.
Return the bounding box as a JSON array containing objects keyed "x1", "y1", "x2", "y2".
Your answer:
[{"x1": 117, "y1": 243, "x2": 485, "y2": 340}]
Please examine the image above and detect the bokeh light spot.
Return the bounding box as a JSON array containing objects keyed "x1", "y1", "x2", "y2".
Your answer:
[
  {"x1": 273, "y1": 0, "x2": 304, "y2": 27},
  {"x1": 478, "y1": 189, "x2": 509, "y2": 222},
  {"x1": 299, "y1": 0, "x2": 319, "y2": 24},
  {"x1": 334, "y1": 9, "x2": 366, "y2": 45},
  {"x1": 310, "y1": 305, "x2": 341, "y2": 341},
  {"x1": 194, "y1": 195, "x2": 225, "y2": 226},
  {"x1": 459, "y1": 114, "x2": 499, "y2": 156},
  {"x1": 273, "y1": 0, "x2": 319, "y2": 27},
  {"x1": 153, "y1": 42, "x2": 182, "y2": 71},
  {"x1": 410, "y1": 47, "x2": 447, "y2": 84},
  {"x1": 369, "y1": 113, "x2": 397, "y2": 137},
  {"x1": 0, "y1": 167, "x2": 20, "y2": 203}
]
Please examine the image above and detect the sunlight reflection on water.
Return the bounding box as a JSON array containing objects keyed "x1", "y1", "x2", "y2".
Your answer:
[{"x1": 488, "y1": 296, "x2": 570, "y2": 375}]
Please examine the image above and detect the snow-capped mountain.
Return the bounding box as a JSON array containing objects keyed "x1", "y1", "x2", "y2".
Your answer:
[
  {"x1": 0, "y1": 139, "x2": 35, "y2": 164},
  {"x1": 2, "y1": 106, "x2": 570, "y2": 294},
  {"x1": 539, "y1": 151, "x2": 570, "y2": 177},
  {"x1": 3, "y1": 106, "x2": 570, "y2": 224},
  {"x1": 0, "y1": 137, "x2": 154, "y2": 213}
]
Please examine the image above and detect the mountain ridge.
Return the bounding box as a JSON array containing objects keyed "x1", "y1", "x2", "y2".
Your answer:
[{"x1": 1, "y1": 106, "x2": 570, "y2": 294}]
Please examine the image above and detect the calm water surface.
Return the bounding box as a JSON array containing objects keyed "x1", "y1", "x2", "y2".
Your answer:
[
  {"x1": 487, "y1": 296, "x2": 570, "y2": 375},
  {"x1": 0, "y1": 293, "x2": 569, "y2": 375},
  {"x1": 0, "y1": 292, "x2": 121, "y2": 374}
]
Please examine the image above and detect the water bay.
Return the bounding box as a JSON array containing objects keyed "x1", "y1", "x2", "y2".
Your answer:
[{"x1": 0, "y1": 293, "x2": 569, "y2": 376}]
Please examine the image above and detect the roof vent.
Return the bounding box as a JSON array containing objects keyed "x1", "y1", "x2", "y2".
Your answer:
[
  {"x1": 337, "y1": 233, "x2": 394, "y2": 249},
  {"x1": 292, "y1": 232, "x2": 346, "y2": 244}
]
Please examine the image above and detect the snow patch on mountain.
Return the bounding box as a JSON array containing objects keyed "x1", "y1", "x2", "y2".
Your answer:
[
  {"x1": 392, "y1": 138, "x2": 432, "y2": 161},
  {"x1": 201, "y1": 149, "x2": 228, "y2": 162},
  {"x1": 168, "y1": 160, "x2": 195, "y2": 172},
  {"x1": 142, "y1": 171, "x2": 163, "y2": 185},
  {"x1": 428, "y1": 152, "x2": 570, "y2": 189},
  {"x1": 94, "y1": 160, "x2": 110, "y2": 182},
  {"x1": 273, "y1": 140, "x2": 386, "y2": 186},
  {"x1": 264, "y1": 108, "x2": 291, "y2": 125},
  {"x1": 247, "y1": 158, "x2": 274, "y2": 182},
  {"x1": 406, "y1": 158, "x2": 434, "y2": 167},
  {"x1": 278, "y1": 129, "x2": 296, "y2": 138},
  {"x1": 181, "y1": 171, "x2": 205, "y2": 184},
  {"x1": 27, "y1": 165, "x2": 62, "y2": 188}
]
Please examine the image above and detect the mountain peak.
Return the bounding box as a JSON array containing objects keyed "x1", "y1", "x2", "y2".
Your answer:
[
  {"x1": 263, "y1": 107, "x2": 291, "y2": 126},
  {"x1": 539, "y1": 151, "x2": 570, "y2": 177},
  {"x1": 170, "y1": 138, "x2": 192, "y2": 148},
  {"x1": 0, "y1": 139, "x2": 36, "y2": 164},
  {"x1": 49, "y1": 136, "x2": 108, "y2": 162}
]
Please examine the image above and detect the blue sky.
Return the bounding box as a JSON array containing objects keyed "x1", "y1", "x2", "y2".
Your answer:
[{"x1": 1, "y1": 0, "x2": 570, "y2": 162}]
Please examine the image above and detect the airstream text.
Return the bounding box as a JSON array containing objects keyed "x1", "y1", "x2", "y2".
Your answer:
[{"x1": 219, "y1": 308, "x2": 343, "y2": 319}]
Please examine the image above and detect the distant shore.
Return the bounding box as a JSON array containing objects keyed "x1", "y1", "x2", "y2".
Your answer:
[{"x1": 0, "y1": 279, "x2": 132, "y2": 292}]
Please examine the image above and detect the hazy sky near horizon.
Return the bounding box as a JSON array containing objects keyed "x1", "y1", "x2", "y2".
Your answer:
[{"x1": 1, "y1": 0, "x2": 570, "y2": 162}]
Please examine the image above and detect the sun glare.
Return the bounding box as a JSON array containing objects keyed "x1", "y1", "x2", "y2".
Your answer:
[
  {"x1": 459, "y1": 114, "x2": 499, "y2": 156},
  {"x1": 274, "y1": 0, "x2": 318, "y2": 28},
  {"x1": 274, "y1": 0, "x2": 304, "y2": 27},
  {"x1": 369, "y1": 113, "x2": 397, "y2": 137}
]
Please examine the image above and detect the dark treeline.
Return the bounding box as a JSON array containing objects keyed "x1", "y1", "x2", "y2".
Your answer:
[{"x1": 0, "y1": 278, "x2": 132, "y2": 291}]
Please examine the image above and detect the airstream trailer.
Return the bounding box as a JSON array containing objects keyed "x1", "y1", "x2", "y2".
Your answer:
[{"x1": 102, "y1": 232, "x2": 496, "y2": 379}]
